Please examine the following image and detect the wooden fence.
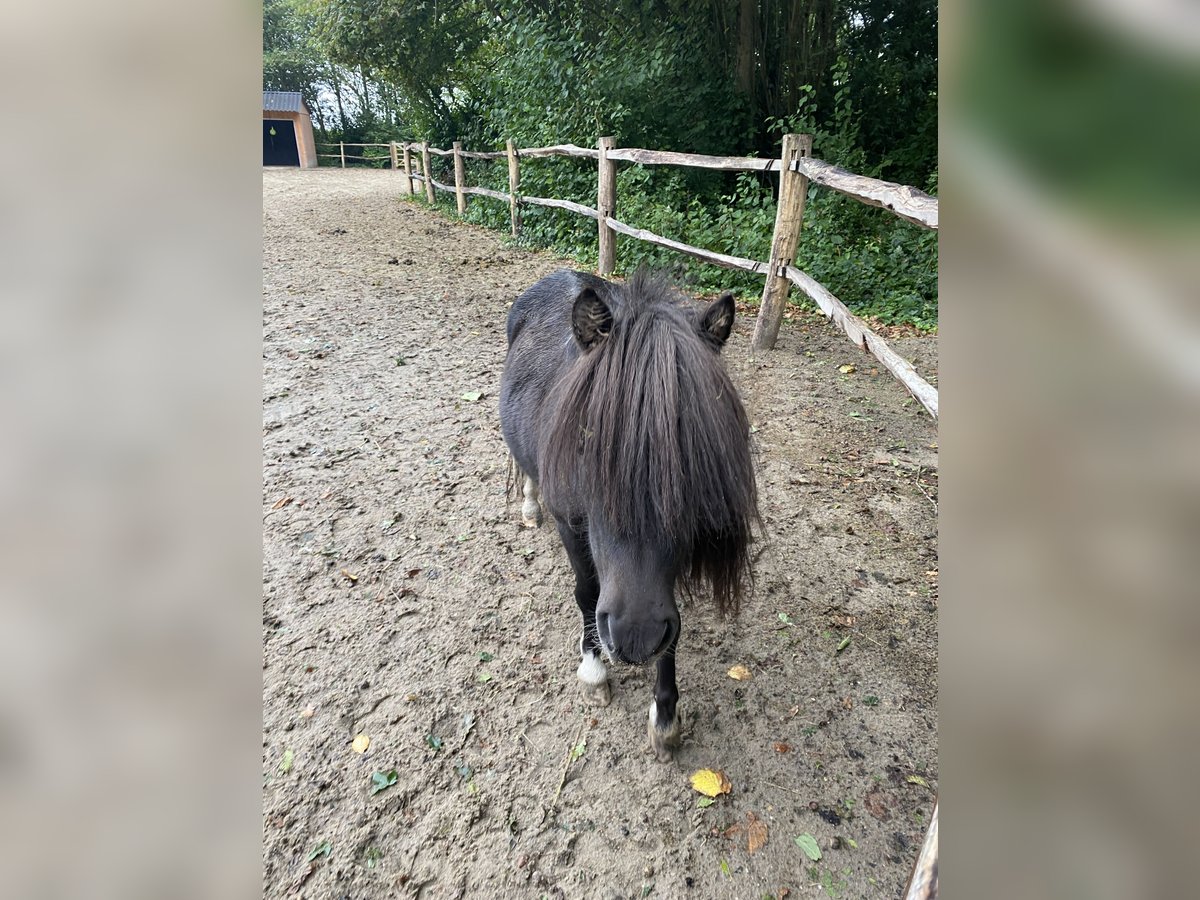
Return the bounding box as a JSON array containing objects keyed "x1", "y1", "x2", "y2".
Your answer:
[
  {"x1": 333, "y1": 135, "x2": 939, "y2": 418},
  {"x1": 316, "y1": 141, "x2": 394, "y2": 168}
]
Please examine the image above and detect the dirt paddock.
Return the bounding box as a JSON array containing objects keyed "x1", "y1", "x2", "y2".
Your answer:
[{"x1": 262, "y1": 168, "x2": 938, "y2": 899}]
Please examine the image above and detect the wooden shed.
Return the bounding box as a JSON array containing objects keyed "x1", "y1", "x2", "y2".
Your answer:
[{"x1": 263, "y1": 91, "x2": 317, "y2": 168}]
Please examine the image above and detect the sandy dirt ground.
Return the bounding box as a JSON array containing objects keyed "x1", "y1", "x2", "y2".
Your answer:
[{"x1": 262, "y1": 168, "x2": 938, "y2": 899}]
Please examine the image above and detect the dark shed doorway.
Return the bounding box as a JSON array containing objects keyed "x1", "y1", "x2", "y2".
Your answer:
[{"x1": 263, "y1": 119, "x2": 300, "y2": 167}]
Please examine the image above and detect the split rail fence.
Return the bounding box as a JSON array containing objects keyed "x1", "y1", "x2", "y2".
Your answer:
[
  {"x1": 341, "y1": 135, "x2": 939, "y2": 418},
  {"x1": 316, "y1": 141, "x2": 394, "y2": 168}
]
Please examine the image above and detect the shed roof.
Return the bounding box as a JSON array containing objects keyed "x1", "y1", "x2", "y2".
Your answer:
[{"x1": 263, "y1": 91, "x2": 305, "y2": 114}]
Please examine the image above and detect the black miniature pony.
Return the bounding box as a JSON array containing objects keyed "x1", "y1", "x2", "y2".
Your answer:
[{"x1": 499, "y1": 270, "x2": 757, "y2": 761}]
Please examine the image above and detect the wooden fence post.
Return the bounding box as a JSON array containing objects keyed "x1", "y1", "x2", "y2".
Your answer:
[
  {"x1": 597, "y1": 136, "x2": 617, "y2": 275},
  {"x1": 340, "y1": 141, "x2": 346, "y2": 168},
  {"x1": 421, "y1": 141, "x2": 435, "y2": 204},
  {"x1": 452, "y1": 141, "x2": 467, "y2": 216},
  {"x1": 750, "y1": 133, "x2": 812, "y2": 353},
  {"x1": 506, "y1": 139, "x2": 521, "y2": 237},
  {"x1": 402, "y1": 143, "x2": 414, "y2": 195},
  {"x1": 390, "y1": 141, "x2": 398, "y2": 171}
]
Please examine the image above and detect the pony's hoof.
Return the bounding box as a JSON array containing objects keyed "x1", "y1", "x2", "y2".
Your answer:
[
  {"x1": 520, "y1": 503, "x2": 542, "y2": 528},
  {"x1": 582, "y1": 680, "x2": 611, "y2": 707},
  {"x1": 648, "y1": 701, "x2": 681, "y2": 763}
]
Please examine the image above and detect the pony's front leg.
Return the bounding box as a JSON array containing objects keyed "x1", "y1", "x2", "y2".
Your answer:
[
  {"x1": 557, "y1": 521, "x2": 610, "y2": 707},
  {"x1": 648, "y1": 636, "x2": 681, "y2": 762},
  {"x1": 521, "y1": 477, "x2": 542, "y2": 528}
]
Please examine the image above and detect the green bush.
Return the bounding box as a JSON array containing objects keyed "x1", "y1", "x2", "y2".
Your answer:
[{"x1": 460, "y1": 154, "x2": 936, "y2": 330}]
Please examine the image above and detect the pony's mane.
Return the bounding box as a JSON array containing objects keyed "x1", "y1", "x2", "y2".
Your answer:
[{"x1": 541, "y1": 272, "x2": 758, "y2": 614}]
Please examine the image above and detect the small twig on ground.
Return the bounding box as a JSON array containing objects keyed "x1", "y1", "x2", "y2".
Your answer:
[
  {"x1": 389, "y1": 586, "x2": 420, "y2": 611},
  {"x1": 763, "y1": 780, "x2": 807, "y2": 798},
  {"x1": 325, "y1": 449, "x2": 363, "y2": 467},
  {"x1": 514, "y1": 691, "x2": 549, "y2": 710},
  {"x1": 401, "y1": 841, "x2": 425, "y2": 897},
  {"x1": 543, "y1": 717, "x2": 588, "y2": 821},
  {"x1": 853, "y1": 628, "x2": 883, "y2": 648},
  {"x1": 517, "y1": 729, "x2": 547, "y2": 765},
  {"x1": 915, "y1": 466, "x2": 939, "y2": 514}
]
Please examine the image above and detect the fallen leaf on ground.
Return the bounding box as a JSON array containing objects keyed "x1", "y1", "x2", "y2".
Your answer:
[
  {"x1": 306, "y1": 840, "x2": 331, "y2": 862},
  {"x1": 773, "y1": 742, "x2": 791, "y2": 753},
  {"x1": 691, "y1": 769, "x2": 732, "y2": 797},
  {"x1": 340, "y1": 569, "x2": 358, "y2": 583},
  {"x1": 794, "y1": 833, "x2": 821, "y2": 861},
  {"x1": 279, "y1": 748, "x2": 294, "y2": 773},
  {"x1": 370, "y1": 770, "x2": 398, "y2": 795},
  {"x1": 747, "y1": 813, "x2": 768, "y2": 853},
  {"x1": 461, "y1": 391, "x2": 483, "y2": 402},
  {"x1": 906, "y1": 774, "x2": 930, "y2": 788},
  {"x1": 727, "y1": 664, "x2": 752, "y2": 681},
  {"x1": 838, "y1": 364, "x2": 856, "y2": 374},
  {"x1": 864, "y1": 787, "x2": 893, "y2": 821},
  {"x1": 352, "y1": 734, "x2": 370, "y2": 753},
  {"x1": 696, "y1": 797, "x2": 715, "y2": 808},
  {"x1": 272, "y1": 496, "x2": 293, "y2": 509}
]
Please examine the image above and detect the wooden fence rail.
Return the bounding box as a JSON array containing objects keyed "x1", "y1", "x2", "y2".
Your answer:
[
  {"x1": 353, "y1": 137, "x2": 938, "y2": 418},
  {"x1": 315, "y1": 142, "x2": 394, "y2": 168}
]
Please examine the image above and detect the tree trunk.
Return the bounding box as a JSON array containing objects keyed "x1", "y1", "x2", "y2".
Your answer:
[
  {"x1": 736, "y1": 0, "x2": 758, "y2": 100},
  {"x1": 311, "y1": 95, "x2": 327, "y2": 138},
  {"x1": 358, "y1": 66, "x2": 372, "y2": 124},
  {"x1": 330, "y1": 67, "x2": 348, "y2": 133}
]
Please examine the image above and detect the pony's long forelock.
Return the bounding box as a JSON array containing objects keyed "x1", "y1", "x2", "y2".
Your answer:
[{"x1": 541, "y1": 273, "x2": 759, "y2": 614}]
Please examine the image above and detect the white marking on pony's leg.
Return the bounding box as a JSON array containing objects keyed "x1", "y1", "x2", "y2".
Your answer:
[
  {"x1": 577, "y1": 650, "x2": 611, "y2": 707},
  {"x1": 648, "y1": 700, "x2": 682, "y2": 763},
  {"x1": 521, "y1": 476, "x2": 542, "y2": 528}
]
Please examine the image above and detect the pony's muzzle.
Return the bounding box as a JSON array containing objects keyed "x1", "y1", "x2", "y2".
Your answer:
[{"x1": 598, "y1": 612, "x2": 677, "y2": 666}]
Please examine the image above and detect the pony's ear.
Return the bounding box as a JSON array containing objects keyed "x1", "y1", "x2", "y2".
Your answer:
[
  {"x1": 699, "y1": 292, "x2": 735, "y2": 349},
  {"x1": 571, "y1": 288, "x2": 613, "y2": 350}
]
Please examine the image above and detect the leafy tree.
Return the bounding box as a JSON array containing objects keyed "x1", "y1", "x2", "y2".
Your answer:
[{"x1": 263, "y1": 0, "x2": 326, "y2": 119}]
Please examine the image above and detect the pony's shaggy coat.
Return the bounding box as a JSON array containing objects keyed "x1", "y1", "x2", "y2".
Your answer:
[{"x1": 536, "y1": 271, "x2": 758, "y2": 614}]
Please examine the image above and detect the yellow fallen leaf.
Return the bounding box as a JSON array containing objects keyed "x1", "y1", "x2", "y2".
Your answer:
[
  {"x1": 352, "y1": 734, "x2": 370, "y2": 753},
  {"x1": 838, "y1": 364, "x2": 856, "y2": 374},
  {"x1": 690, "y1": 768, "x2": 732, "y2": 798},
  {"x1": 727, "y1": 664, "x2": 753, "y2": 681}
]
